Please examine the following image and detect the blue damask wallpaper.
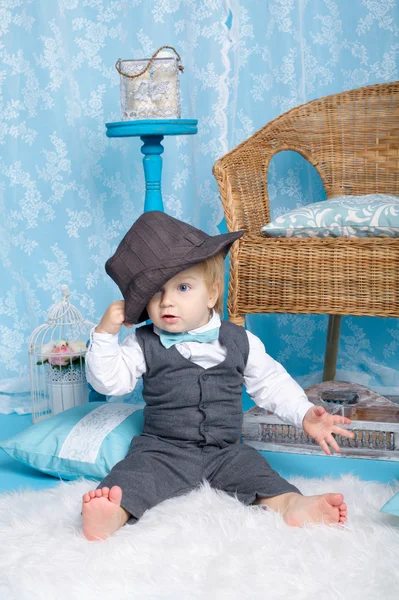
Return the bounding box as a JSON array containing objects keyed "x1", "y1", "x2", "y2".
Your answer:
[{"x1": 1, "y1": 0, "x2": 399, "y2": 413}]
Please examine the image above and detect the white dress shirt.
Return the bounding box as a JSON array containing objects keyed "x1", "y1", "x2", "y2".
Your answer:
[{"x1": 86, "y1": 312, "x2": 314, "y2": 429}]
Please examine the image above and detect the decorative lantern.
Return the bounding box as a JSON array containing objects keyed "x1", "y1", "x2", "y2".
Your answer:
[
  {"x1": 116, "y1": 45, "x2": 184, "y2": 121},
  {"x1": 28, "y1": 285, "x2": 95, "y2": 423}
]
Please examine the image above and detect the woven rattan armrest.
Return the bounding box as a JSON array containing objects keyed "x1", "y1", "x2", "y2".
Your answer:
[
  {"x1": 213, "y1": 81, "x2": 399, "y2": 235},
  {"x1": 213, "y1": 81, "x2": 399, "y2": 336}
]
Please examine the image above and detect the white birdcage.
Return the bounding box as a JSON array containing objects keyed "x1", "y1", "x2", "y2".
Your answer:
[{"x1": 28, "y1": 285, "x2": 95, "y2": 423}]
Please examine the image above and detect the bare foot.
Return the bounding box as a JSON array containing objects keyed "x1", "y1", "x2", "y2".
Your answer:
[
  {"x1": 82, "y1": 486, "x2": 130, "y2": 541},
  {"x1": 283, "y1": 492, "x2": 347, "y2": 526},
  {"x1": 257, "y1": 492, "x2": 347, "y2": 527}
]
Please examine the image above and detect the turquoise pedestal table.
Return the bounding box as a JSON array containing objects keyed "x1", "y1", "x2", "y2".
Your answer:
[{"x1": 106, "y1": 119, "x2": 198, "y2": 213}]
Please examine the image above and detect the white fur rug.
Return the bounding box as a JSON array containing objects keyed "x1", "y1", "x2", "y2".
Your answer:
[{"x1": 1, "y1": 476, "x2": 399, "y2": 600}]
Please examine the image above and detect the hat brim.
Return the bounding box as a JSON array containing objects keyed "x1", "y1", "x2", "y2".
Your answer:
[{"x1": 123, "y1": 230, "x2": 243, "y2": 324}]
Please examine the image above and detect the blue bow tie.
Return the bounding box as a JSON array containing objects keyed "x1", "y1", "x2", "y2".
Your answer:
[{"x1": 159, "y1": 327, "x2": 220, "y2": 349}]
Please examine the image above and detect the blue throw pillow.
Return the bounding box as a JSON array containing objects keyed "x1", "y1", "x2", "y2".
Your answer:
[
  {"x1": 261, "y1": 194, "x2": 399, "y2": 238},
  {"x1": 0, "y1": 402, "x2": 144, "y2": 481},
  {"x1": 380, "y1": 492, "x2": 399, "y2": 517}
]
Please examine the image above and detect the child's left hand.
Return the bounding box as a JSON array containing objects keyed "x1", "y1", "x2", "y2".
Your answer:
[{"x1": 302, "y1": 406, "x2": 355, "y2": 455}]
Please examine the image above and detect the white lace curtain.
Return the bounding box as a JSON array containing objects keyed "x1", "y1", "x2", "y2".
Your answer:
[{"x1": 1, "y1": 0, "x2": 398, "y2": 413}]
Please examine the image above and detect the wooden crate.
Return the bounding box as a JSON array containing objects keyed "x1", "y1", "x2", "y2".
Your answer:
[{"x1": 242, "y1": 382, "x2": 399, "y2": 461}]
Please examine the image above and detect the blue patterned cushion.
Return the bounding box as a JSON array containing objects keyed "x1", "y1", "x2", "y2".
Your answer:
[
  {"x1": 0, "y1": 402, "x2": 144, "y2": 481},
  {"x1": 261, "y1": 194, "x2": 399, "y2": 238}
]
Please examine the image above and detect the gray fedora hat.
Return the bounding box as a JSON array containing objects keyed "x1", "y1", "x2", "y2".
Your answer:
[{"x1": 105, "y1": 211, "x2": 243, "y2": 324}]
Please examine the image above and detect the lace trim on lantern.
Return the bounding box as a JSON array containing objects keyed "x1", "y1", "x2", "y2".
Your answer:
[{"x1": 45, "y1": 363, "x2": 86, "y2": 383}]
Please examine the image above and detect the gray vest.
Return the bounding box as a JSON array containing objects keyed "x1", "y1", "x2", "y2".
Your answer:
[{"x1": 135, "y1": 321, "x2": 249, "y2": 447}]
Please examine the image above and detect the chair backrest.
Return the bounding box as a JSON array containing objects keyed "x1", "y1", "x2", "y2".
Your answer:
[{"x1": 213, "y1": 81, "x2": 399, "y2": 234}]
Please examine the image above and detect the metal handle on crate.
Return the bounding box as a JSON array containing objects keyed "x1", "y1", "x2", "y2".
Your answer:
[{"x1": 115, "y1": 45, "x2": 184, "y2": 79}]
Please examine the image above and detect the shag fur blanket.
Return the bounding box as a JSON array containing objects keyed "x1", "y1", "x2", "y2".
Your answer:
[{"x1": 0, "y1": 475, "x2": 399, "y2": 600}]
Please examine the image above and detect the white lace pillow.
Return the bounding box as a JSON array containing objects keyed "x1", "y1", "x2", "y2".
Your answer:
[
  {"x1": 261, "y1": 194, "x2": 399, "y2": 238},
  {"x1": 0, "y1": 402, "x2": 144, "y2": 480}
]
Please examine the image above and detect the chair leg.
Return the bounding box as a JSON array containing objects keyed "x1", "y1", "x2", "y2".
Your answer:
[
  {"x1": 322, "y1": 314, "x2": 342, "y2": 381},
  {"x1": 228, "y1": 313, "x2": 245, "y2": 327}
]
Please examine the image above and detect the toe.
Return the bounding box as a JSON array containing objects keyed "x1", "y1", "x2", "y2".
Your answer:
[
  {"x1": 82, "y1": 493, "x2": 91, "y2": 503},
  {"x1": 89, "y1": 490, "x2": 96, "y2": 498},
  {"x1": 109, "y1": 486, "x2": 123, "y2": 505},
  {"x1": 327, "y1": 493, "x2": 344, "y2": 507},
  {"x1": 101, "y1": 487, "x2": 110, "y2": 497}
]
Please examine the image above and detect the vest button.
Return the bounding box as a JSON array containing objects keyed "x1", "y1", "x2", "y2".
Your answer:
[
  {"x1": 202, "y1": 374, "x2": 209, "y2": 380},
  {"x1": 202, "y1": 403, "x2": 208, "y2": 409}
]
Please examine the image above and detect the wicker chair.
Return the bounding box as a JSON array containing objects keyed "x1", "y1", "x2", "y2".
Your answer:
[{"x1": 213, "y1": 81, "x2": 399, "y2": 380}]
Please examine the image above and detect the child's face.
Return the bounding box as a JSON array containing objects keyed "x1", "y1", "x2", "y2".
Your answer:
[{"x1": 146, "y1": 265, "x2": 221, "y2": 332}]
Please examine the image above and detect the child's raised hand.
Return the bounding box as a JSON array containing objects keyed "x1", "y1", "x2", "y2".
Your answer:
[
  {"x1": 95, "y1": 301, "x2": 133, "y2": 335},
  {"x1": 302, "y1": 405, "x2": 355, "y2": 455}
]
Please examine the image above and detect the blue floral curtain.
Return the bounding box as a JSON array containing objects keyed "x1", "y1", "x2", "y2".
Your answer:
[{"x1": 1, "y1": 0, "x2": 398, "y2": 413}]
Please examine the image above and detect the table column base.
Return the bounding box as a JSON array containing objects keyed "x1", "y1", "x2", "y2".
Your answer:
[
  {"x1": 141, "y1": 135, "x2": 164, "y2": 213},
  {"x1": 105, "y1": 119, "x2": 198, "y2": 214}
]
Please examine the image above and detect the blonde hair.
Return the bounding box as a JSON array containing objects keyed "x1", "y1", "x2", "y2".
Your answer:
[{"x1": 199, "y1": 251, "x2": 225, "y2": 315}]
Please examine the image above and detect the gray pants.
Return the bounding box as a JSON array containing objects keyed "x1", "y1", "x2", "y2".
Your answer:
[{"x1": 99, "y1": 434, "x2": 300, "y2": 523}]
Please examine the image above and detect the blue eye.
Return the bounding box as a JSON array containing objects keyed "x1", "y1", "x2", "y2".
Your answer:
[{"x1": 178, "y1": 284, "x2": 190, "y2": 292}]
